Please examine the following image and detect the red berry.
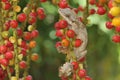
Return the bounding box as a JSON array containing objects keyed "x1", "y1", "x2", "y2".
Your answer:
[
  {"x1": 4, "y1": 21, "x2": 10, "y2": 30},
  {"x1": 112, "y1": 35, "x2": 120, "y2": 43},
  {"x1": 23, "y1": 32, "x2": 32, "y2": 41},
  {"x1": 74, "y1": 39, "x2": 82, "y2": 48},
  {"x1": 97, "y1": 7, "x2": 106, "y2": 15},
  {"x1": 38, "y1": 14, "x2": 46, "y2": 20},
  {"x1": 25, "y1": 75, "x2": 32, "y2": 80},
  {"x1": 85, "y1": 76, "x2": 92, "y2": 80},
  {"x1": 19, "y1": 61, "x2": 27, "y2": 69},
  {"x1": 31, "y1": 30, "x2": 39, "y2": 38},
  {"x1": 54, "y1": 22, "x2": 61, "y2": 30},
  {"x1": 79, "y1": 57, "x2": 86, "y2": 62},
  {"x1": 78, "y1": 69, "x2": 86, "y2": 78},
  {"x1": 55, "y1": 41, "x2": 62, "y2": 48},
  {"x1": 0, "y1": 45, "x2": 7, "y2": 54},
  {"x1": 59, "y1": 20, "x2": 68, "y2": 29},
  {"x1": 107, "y1": 13, "x2": 114, "y2": 19},
  {"x1": 78, "y1": 6, "x2": 84, "y2": 12},
  {"x1": 61, "y1": 76, "x2": 68, "y2": 80},
  {"x1": 0, "y1": 59, "x2": 8, "y2": 66},
  {"x1": 72, "y1": 73, "x2": 76, "y2": 80},
  {"x1": 5, "y1": 51, "x2": 13, "y2": 60},
  {"x1": 3, "y1": 2, "x2": 11, "y2": 10},
  {"x1": 56, "y1": 30, "x2": 64, "y2": 37},
  {"x1": 40, "y1": 0, "x2": 47, "y2": 2},
  {"x1": 108, "y1": 0, "x2": 113, "y2": 9},
  {"x1": 105, "y1": 21, "x2": 113, "y2": 29},
  {"x1": 73, "y1": 8, "x2": 79, "y2": 14},
  {"x1": 20, "y1": 40, "x2": 27, "y2": 48},
  {"x1": 72, "y1": 62, "x2": 79, "y2": 70},
  {"x1": 89, "y1": 9, "x2": 96, "y2": 15},
  {"x1": 89, "y1": 0, "x2": 96, "y2": 5},
  {"x1": 2, "y1": 0, "x2": 8, "y2": 2},
  {"x1": 29, "y1": 12, "x2": 37, "y2": 17},
  {"x1": 115, "y1": 27, "x2": 120, "y2": 32},
  {"x1": 66, "y1": 29, "x2": 75, "y2": 38},
  {"x1": 37, "y1": 8, "x2": 45, "y2": 15},
  {"x1": 17, "y1": 28, "x2": 23, "y2": 36},
  {"x1": 5, "y1": 40, "x2": 13, "y2": 47},
  {"x1": 28, "y1": 16, "x2": 36, "y2": 24},
  {"x1": 21, "y1": 48, "x2": 27, "y2": 56},
  {"x1": 10, "y1": 20, "x2": 18, "y2": 28},
  {"x1": 58, "y1": 0, "x2": 68, "y2": 8},
  {"x1": 17, "y1": 13, "x2": 27, "y2": 22}
]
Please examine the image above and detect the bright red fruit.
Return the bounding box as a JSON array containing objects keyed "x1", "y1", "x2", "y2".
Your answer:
[
  {"x1": 85, "y1": 76, "x2": 92, "y2": 80},
  {"x1": 59, "y1": 20, "x2": 68, "y2": 28},
  {"x1": 115, "y1": 27, "x2": 120, "y2": 32},
  {"x1": 56, "y1": 30, "x2": 64, "y2": 37},
  {"x1": 10, "y1": 20, "x2": 18, "y2": 28},
  {"x1": 23, "y1": 32, "x2": 32, "y2": 41},
  {"x1": 5, "y1": 51, "x2": 13, "y2": 60},
  {"x1": 58, "y1": 0, "x2": 68, "y2": 8},
  {"x1": 107, "y1": 13, "x2": 114, "y2": 19},
  {"x1": 74, "y1": 39, "x2": 82, "y2": 48},
  {"x1": 112, "y1": 35, "x2": 120, "y2": 43},
  {"x1": 54, "y1": 22, "x2": 61, "y2": 30},
  {"x1": 72, "y1": 73, "x2": 76, "y2": 80},
  {"x1": 55, "y1": 41, "x2": 62, "y2": 48},
  {"x1": 25, "y1": 75, "x2": 32, "y2": 80},
  {"x1": 17, "y1": 28, "x2": 23, "y2": 36},
  {"x1": 89, "y1": 9, "x2": 96, "y2": 15},
  {"x1": 4, "y1": 21, "x2": 10, "y2": 30},
  {"x1": 17, "y1": 13, "x2": 27, "y2": 22},
  {"x1": 37, "y1": 8, "x2": 45, "y2": 15},
  {"x1": 108, "y1": 0, "x2": 113, "y2": 9},
  {"x1": 0, "y1": 45, "x2": 7, "y2": 54},
  {"x1": 3, "y1": 2, "x2": 11, "y2": 10},
  {"x1": 66, "y1": 30, "x2": 75, "y2": 38},
  {"x1": 78, "y1": 69, "x2": 86, "y2": 78},
  {"x1": 31, "y1": 30, "x2": 39, "y2": 38},
  {"x1": 97, "y1": 7, "x2": 106, "y2": 15},
  {"x1": 79, "y1": 57, "x2": 86, "y2": 62},
  {"x1": 105, "y1": 21, "x2": 113, "y2": 29},
  {"x1": 28, "y1": 16, "x2": 36, "y2": 24},
  {"x1": 38, "y1": 14, "x2": 46, "y2": 20},
  {"x1": 29, "y1": 12, "x2": 37, "y2": 17},
  {"x1": 19, "y1": 61, "x2": 27, "y2": 69},
  {"x1": 89, "y1": 0, "x2": 96, "y2": 5},
  {"x1": 2, "y1": 0, "x2": 8, "y2": 2},
  {"x1": 0, "y1": 59, "x2": 8, "y2": 66},
  {"x1": 21, "y1": 48, "x2": 27, "y2": 56},
  {"x1": 40, "y1": 0, "x2": 47, "y2": 2},
  {"x1": 72, "y1": 62, "x2": 79, "y2": 70}
]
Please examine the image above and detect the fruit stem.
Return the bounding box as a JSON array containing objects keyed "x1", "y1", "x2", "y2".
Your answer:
[
  {"x1": 13, "y1": 30, "x2": 20, "y2": 80},
  {"x1": 23, "y1": 51, "x2": 31, "y2": 80},
  {"x1": 7, "y1": 66, "x2": 11, "y2": 80},
  {"x1": 83, "y1": 0, "x2": 89, "y2": 25}
]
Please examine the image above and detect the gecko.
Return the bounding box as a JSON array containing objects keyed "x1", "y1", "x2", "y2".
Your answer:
[{"x1": 58, "y1": 8, "x2": 88, "y2": 60}]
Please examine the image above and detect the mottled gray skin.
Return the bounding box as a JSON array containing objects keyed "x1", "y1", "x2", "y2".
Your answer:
[{"x1": 58, "y1": 8, "x2": 88, "y2": 60}]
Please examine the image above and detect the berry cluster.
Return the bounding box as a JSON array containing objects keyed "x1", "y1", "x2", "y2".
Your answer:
[
  {"x1": 55, "y1": 0, "x2": 92, "y2": 80},
  {"x1": 55, "y1": 19, "x2": 91, "y2": 80},
  {"x1": 107, "y1": 0, "x2": 120, "y2": 43},
  {"x1": 0, "y1": 0, "x2": 45, "y2": 80},
  {"x1": 89, "y1": 0, "x2": 120, "y2": 43}
]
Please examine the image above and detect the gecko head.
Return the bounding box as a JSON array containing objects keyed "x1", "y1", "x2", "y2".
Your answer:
[{"x1": 58, "y1": 8, "x2": 77, "y2": 25}]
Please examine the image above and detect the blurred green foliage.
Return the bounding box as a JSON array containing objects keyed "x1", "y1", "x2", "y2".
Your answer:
[{"x1": 19, "y1": 0, "x2": 120, "y2": 80}]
